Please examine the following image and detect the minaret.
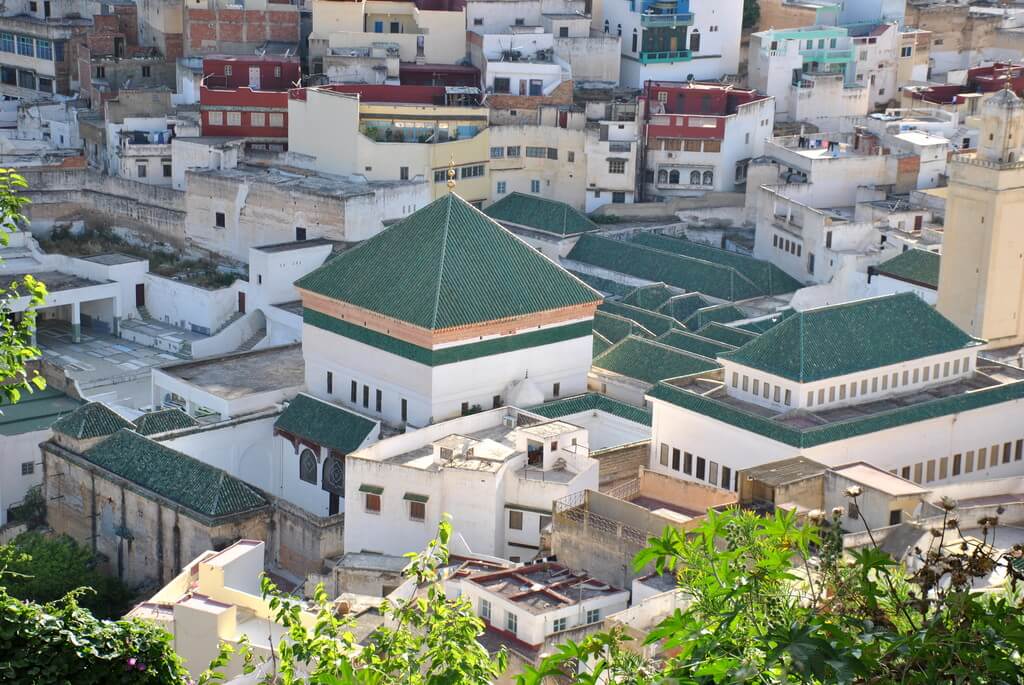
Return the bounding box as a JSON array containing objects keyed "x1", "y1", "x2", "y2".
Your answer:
[{"x1": 936, "y1": 86, "x2": 1024, "y2": 348}]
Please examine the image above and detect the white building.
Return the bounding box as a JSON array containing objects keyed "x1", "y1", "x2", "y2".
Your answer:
[
  {"x1": 344, "y1": 407, "x2": 599, "y2": 561},
  {"x1": 646, "y1": 293, "x2": 1024, "y2": 493},
  {"x1": 468, "y1": 28, "x2": 571, "y2": 97},
  {"x1": 295, "y1": 193, "x2": 601, "y2": 429},
  {"x1": 599, "y1": 0, "x2": 743, "y2": 88},
  {"x1": 461, "y1": 563, "x2": 628, "y2": 654}
]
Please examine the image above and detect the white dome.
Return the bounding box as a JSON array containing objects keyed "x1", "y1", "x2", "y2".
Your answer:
[{"x1": 504, "y1": 378, "x2": 545, "y2": 407}]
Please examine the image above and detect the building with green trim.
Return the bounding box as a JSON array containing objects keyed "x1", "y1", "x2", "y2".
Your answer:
[
  {"x1": 295, "y1": 193, "x2": 602, "y2": 428},
  {"x1": 644, "y1": 293, "x2": 1024, "y2": 494}
]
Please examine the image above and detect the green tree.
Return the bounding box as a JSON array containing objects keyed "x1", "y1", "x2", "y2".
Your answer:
[
  {"x1": 0, "y1": 168, "x2": 46, "y2": 404},
  {"x1": 0, "y1": 532, "x2": 134, "y2": 618},
  {"x1": 742, "y1": 0, "x2": 760, "y2": 29}
]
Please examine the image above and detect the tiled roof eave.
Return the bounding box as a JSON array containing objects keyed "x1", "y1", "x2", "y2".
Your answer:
[{"x1": 874, "y1": 270, "x2": 938, "y2": 290}]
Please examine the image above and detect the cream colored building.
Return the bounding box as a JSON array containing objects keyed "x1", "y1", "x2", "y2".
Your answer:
[
  {"x1": 287, "y1": 86, "x2": 491, "y2": 204},
  {"x1": 309, "y1": 0, "x2": 466, "y2": 66},
  {"x1": 938, "y1": 88, "x2": 1024, "y2": 350}
]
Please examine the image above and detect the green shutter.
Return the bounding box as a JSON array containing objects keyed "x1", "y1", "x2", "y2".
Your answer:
[
  {"x1": 359, "y1": 484, "x2": 384, "y2": 495},
  {"x1": 403, "y1": 492, "x2": 429, "y2": 503}
]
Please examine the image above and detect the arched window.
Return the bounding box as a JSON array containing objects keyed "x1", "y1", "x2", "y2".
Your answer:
[
  {"x1": 657, "y1": 169, "x2": 668, "y2": 183},
  {"x1": 299, "y1": 448, "x2": 318, "y2": 484},
  {"x1": 323, "y1": 453, "x2": 345, "y2": 494},
  {"x1": 603, "y1": 20, "x2": 609, "y2": 33},
  {"x1": 689, "y1": 29, "x2": 700, "y2": 52},
  {"x1": 690, "y1": 170, "x2": 701, "y2": 185},
  {"x1": 617, "y1": 23, "x2": 622, "y2": 37},
  {"x1": 632, "y1": 28, "x2": 638, "y2": 53},
  {"x1": 703, "y1": 170, "x2": 714, "y2": 186},
  {"x1": 669, "y1": 169, "x2": 680, "y2": 184}
]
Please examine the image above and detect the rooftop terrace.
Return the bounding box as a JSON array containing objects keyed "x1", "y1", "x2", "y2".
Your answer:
[
  {"x1": 469, "y1": 563, "x2": 623, "y2": 613},
  {"x1": 158, "y1": 344, "x2": 304, "y2": 400}
]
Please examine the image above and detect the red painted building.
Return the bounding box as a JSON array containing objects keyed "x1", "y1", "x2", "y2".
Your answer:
[
  {"x1": 184, "y1": 1, "x2": 300, "y2": 58},
  {"x1": 199, "y1": 55, "x2": 301, "y2": 146},
  {"x1": 905, "y1": 63, "x2": 1024, "y2": 108}
]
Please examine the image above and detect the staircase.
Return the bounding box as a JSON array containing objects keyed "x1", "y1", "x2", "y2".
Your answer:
[
  {"x1": 136, "y1": 306, "x2": 151, "y2": 320},
  {"x1": 236, "y1": 326, "x2": 266, "y2": 353},
  {"x1": 212, "y1": 311, "x2": 243, "y2": 336}
]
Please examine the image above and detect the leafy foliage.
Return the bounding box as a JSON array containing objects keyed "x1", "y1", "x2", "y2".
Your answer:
[
  {"x1": 0, "y1": 532, "x2": 135, "y2": 619},
  {"x1": 0, "y1": 168, "x2": 46, "y2": 404},
  {"x1": 742, "y1": 0, "x2": 760, "y2": 29}
]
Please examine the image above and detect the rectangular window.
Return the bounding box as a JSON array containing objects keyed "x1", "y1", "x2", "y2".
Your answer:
[
  {"x1": 0, "y1": 34, "x2": 12, "y2": 53},
  {"x1": 17, "y1": 36, "x2": 33, "y2": 56},
  {"x1": 871, "y1": 377, "x2": 878, "y2": 393},
  {"x1": 409, "y1": 500, "x2": 425, "y2": 521},
  {"x1": 708, "y1": 461, "x2": 719, "y2": 485},
  {"x1": 401, "y1": 398, "x2": 407, "y2": 422},
  {"x1": 963, "y1": 356, "x2": 970, "y2": 373},
  {"x1": 683, "y1": 451, "x2": 692, "y2": 475},
  {"x1": 479, "y1": 598, "x2": 491, "y2": 622},
  {"x1": 901, "y1": 465, "x2": 910, "y2": 480},
  {"x1": 208, "y1": 111, "x2": 223, "y2": 126},
  {"x1": 506, "y1": 146, "x2": 521, "y2": 157},
  {"x1": 671, "y1": 448, "x2": 681, "y2": 471},
  {"x1": 829, "y1": 386, "x2": 835, "y2": 402},
  {"x1": 163, "y1": 163, "x2": 172, "y2": 178},
  {"x1": 952, "y1": 453, "x2": 961, "y2": 476},
  {"x1": 509, "y1": 510, "x2": 523, "y2": 530},
  {"x1": 943, "y1": 361, "x2": 950, "y2": 377},
  {"x1": 850, "y1": 382, "x2": 857, "y2": 398},
  {"x1": 608, "y1": 159, "x2": 626, "y2": 174},
  {"x1": 547, "y1": 148, "x2": 558, "y2": 160},
  {"x1": 953, "y1": 359, "x2": 960, "y2": 374},
  {"x1": 752, "y1": 379, "x2": 760, "y2": 396},
  {"x1": 530, "y1": 179, "x2": 540, "y2": 193},
  {"x1": 659, "y1": 443, "x2": 669, "y2": 466},
  {"x1": 696, "y1": 457, "x2": 706, "y2": 480},
  {"x1": 892, "y1": 372, "x2": 899, "y2": 388},
  {"x1": 882, "y1": 374, "x2": 888, "y2": 391},
  {"x1": 506, "y1": 611, "x2": 518, "y2": 634},
  {"x1": 965, "y1": 450, "x2": 974, "y2": 473},
  {"x1": 137, "y1": 163, "x2": 147, "y2": 178},
  {"x1": 861, "y1": 379, "x2": 868, "y2": 394},
  {"x1": 35, "y1": 39, "x2": 51, "y2": 60},
  {"x1": 526, "y1": 146, "x2": 546, "y2": 158},
  {"x1": 351, "y1": 380, "x2": 358, "y2": 402},
  {"x1": 1016, "y1": 439, "x2": 1023, "y2": 461},
  {"x1": 20, "y1": 461, "x2": 33, "y2": 475},
  {"x1": 553, "y1": 382, "x2": 560, "y2": 397},
  {"x1": 978, "y1": 447, "x2": 987, "y2": 469},
  {"x1": 553, "y1": 616, "x2": 567, "y2": 632},
  {"x1": 362, "y1": 385, "x2": 369, "y2": 408},
  {"x1": 731, "y1": 372, "x2": 738, "y2": 388},
  {"x1": 268, "y1": 113, "x2": 284, "y2": 127},
  {"x1": 400, "y1": 166, "x2": 409, "y2": 181},
  {"x1": 926, "y1": 460, "x2": 935, "y2": 482},
  {"x1": 818, "y1": 388, "x2": 824, "y2": 404},
  {"x1": 250, "y1": 111, "x2": 266, "y2": 127},
  {"x1": 490, "y1": 146, "x2": 504, "y2": 158},
  {"x1": 742, "y1": 375, "x2": 749, "y2": 392},
  {"x1": 326, "y1": 371, "x2": 333, "y2": 394},
  {"x1": 568, "y1": 151, "x2": 575, "y2": 163},
  {"x1": 721, "y1": 465, "x2": 731, "y2": 489},
  {"x1": 902, "y1": 370, "x2": 909, "y2": 386},
  {"x1": 806, "y1": 391, "x2": 813, "y2": 406},
  {"x1": 939, "y1": 456, "x2": 948, "y2": 479},
  {"x1": 784, "y1": 389, "x2": 792, "y2": 406},
  {"x1": 913, "y1": 368, "x2": 920, "y2": 384},
  {"x1": 923, "y1": 366, "x2": 930, "y2": 382},
  {"x1": 496, "y1": 181, "x2": 506, "y2": 194},
  {"x1": 1003, "y1": 442, "x2": 1012, "y2": 464},
  {"x1": 992, "y1": 445, "x2": 1000, "y2": 467},
  {"x1": 375, "y1": 388, "x2": 382, "y2": 412},
  {"x1": 226, "y1": 111, "x2": 242, "y2": 126},
  {"x1": 365, "y1": 493, "x2": 381, "y2": 513},
  {"x1": 461, "y1": 402, "x2": 470, "y2": 415},
  {"x1": 913, "y1": 462, "x2": 922, "y2": 483}
]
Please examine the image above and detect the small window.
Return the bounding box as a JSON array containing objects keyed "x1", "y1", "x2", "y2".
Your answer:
[
  {"x1": 1003, "y1": 442, "x2": 1012, "y2": 464},
  {"x1": 530, "y1": 179, "x2": 540, "y2": 193},
  {"x1": 672, "y1": 448, "x2": 681, "y2": 471},
  {"x1": 142, "y1": 65, "x2": 151, "y2": 78},
  {"x1": 514, "y1": 17, "x2": 525, "y2": 25},
  {"x1": 409, "y1": 500, "x2": 425, "y2": 521},
  {"x1": 226, "y1": 111, "x2": 242, "y2": 126},
  {"x1": 550, "y1": 441, "x2": 558, "y2": 452},
  {"x1": 296, "y1": 226, "x2": 307, "y2": 241},
  {"x1": 20, "y1": 461, "x2": 34, "y2": 475},
  {"x1": 493, "y1": 394, "x2": 502, "y2": 409},
  {"x1": 461, "y1": 401, "x2": 470, "y2": 415},
  {"x1": 608, "y1": 159, "x2": 626, "y2": 174},
  {"x1": 567, "y1": 151, "x2": 575, "y2": 163},
  {"x1": 490, "y1": 146, "x2": 504, "y2": 158},
  {"x1": 137, "y1": 164, "x2": 147, "y2": 178},
  {"x1": 401, "y1": 398, "x2": 408, "y2": 422},
  {"x1": 659, "y1": 443, "x2": 669, "y2": 466},
  {"x1": 224, "y1": 65, "x2": 233, "y2": 76},
  {"x1": 553, "y1": 382, "x2": 560, "y2": 397},
  {"x1": 400, "y1": 166, "x2": 409, "y2": 180},
  {"x1": 351, "y1": 380, "x2": 358, "y2": 403},
  {"x1": 326, "y1": 371, "x2": 333, "y2": 394},
  {"x1": 696, "y1": 457, "x2": 706, "y2": 480},
  {"x1": 363, "y1": 385, "x2": 369, "y2": 408},
  {"x1": 473, "y1": 17, "x2": 483, "y2": 25},
  {"x1": 721, "y1": 465, "x2": 731, "y2": 489},
  {"x1": 509, "y1": 510, "x2": 523, "y2": 530},
  {"x1": 889, "y1": 510, "x2": 902, "y2": 525},
  {"x1": 952, "y1": 453, "x2": 962, "y2": 476},
  {"x1": 365, "y1": 492, "x2": 381, "y2": 513},
  {"x1": 586, "y1": 608, "x2": 600, "y2": 624},
  {"x1": 163, "y1": 163, "x2": 172, "y2": 178},
  {"x1": 848, "y1": 502, "x2": 860, "y2": 519},
  {"x1": 506, "y1": 146, "x2": 521, "y2": 157},
  {"x1": 553, "y1": 616, "x2": 567, "y2": 632},
  {"x1": 479, "y1": 598, "x2": 491, "y2": 621},
  {"x1": 506, "y1": 611, "x2": 518, "y2": 634},
  {"x1": 683, "y1": 452, "x2": 692, "y2": 475},
  {"x1": 299, "y1": 448, "x2": 317, "y2": 484},
  {"x1": 375, "y1": 388, "x2": 382, "y2": 412},
  {"x1": 268, "y1": 113, "x2": 284, "y2": 127}
]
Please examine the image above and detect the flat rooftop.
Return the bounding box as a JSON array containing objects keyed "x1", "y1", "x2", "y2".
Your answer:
[
  {"x1": 188, "y1": 164, "x2": 420, "y2": 198},
  {"x1": 9, "y1": 270, "x2": 107, "y2": 292},
  {"x1": 253, "y1": 237, "x2": 334, "y2": 253},
  {"x1": 470, "y1": 563, "x2": 623, "y2": 613},
  {"x1": 651, "y1": 358, "x2": 1024, "y2": 449},
  {"x1": 0, "y1": 387, "x2": 82, "y2": 436},
  {"x1": 158, "y1": 344, "x2": 304, "y2": 400},
  {"x1": 743, "y1": 456, "x2": 827, "y2": 487},
  {"x1": 81, "y1": 253, "x2": 144, "y2": 266},
  {"x1": 833, "y1": 462, "x2": 928, "y2": 496}
]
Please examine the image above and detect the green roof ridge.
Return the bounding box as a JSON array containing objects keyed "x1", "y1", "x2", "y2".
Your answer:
[
  {"x1": 133, "y1": 409, "x2": 199, "y2": 436},
  {"x1": 51, "y1": 402, "x2": 134, "y2": 440},
  {"x1": 593, "y1": 335, "x2": 720, "y2": 385},
  {"x1": 719, "y1": 293, "x2": 983, "y2": 383},
  {"x1": 656, "y1": 329, "x2": 737, "y2": 360},
  {"x1": 484, "y1": 192, "x2": 598, "y2": 236},
  {"x1": 593, "y1": 310, "x2": 655, "y2": 342},
  {"x1": 874, "y1": 248, "x2": 940, "y2": 289},
  {"x1": 599, "y1": 300, "x2": 681, "y2": 336},
  {"x1": 526, "y1": 392, "x2": 652, "y2": 426},
  {"x1": 274, "y1": 393, "x2": 378, "y2": 454},
  {"x1": 297, "y1": 194, "x2": 601, "y2": 330},
  {"x1": 696, "y1": 322, "x2": 761, "y2": 347}
]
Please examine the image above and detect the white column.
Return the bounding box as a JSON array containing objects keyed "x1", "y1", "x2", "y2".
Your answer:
[{"x1": 71, "y1": 301, "x2": 81, "y2": 343}]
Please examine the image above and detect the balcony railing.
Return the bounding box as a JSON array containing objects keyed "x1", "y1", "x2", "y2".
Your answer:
[
  {"x1": 640, "y1": 12, "x2": 694, "y2": 27},
  {"x1": 638, "y1": 49, "x2": 691, "y2": 65},
  {"x1": 799, "y1": 48, "x2": 853, "y2": 63}
]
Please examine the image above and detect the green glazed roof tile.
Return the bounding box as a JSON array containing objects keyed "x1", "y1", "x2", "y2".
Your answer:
[
  {"x1": 567, "y1": 271, "x2": 634, "y2": 297},
  {"x1": 274, "y1": 393, "x2": 377, "y2": 454},
  {"x1": 622, "y1": 283, "x2": 675, "y2": 311},
  {"x1": 133, "y1": 409, "x2": 198, "y2": 436},
  {"x1": 656, "y1": 329, "x2": 736, "y2": 360},
  {"x1": 593, "y1": 335, "x2": 720, "y2": 385},
  {"x1": 657, "y1": 293, "x2": 715, "y2": 322},
  {"x1": 296, "y1": 194, "x2": 601, "y2": 330},
  {"x1": 567, "y1": 235, "x2": 764, "y2": 301},
  {"x1": 874, "y1": 249, "x2": 940, "y2": 289},
  {"x1": 593, "y1": 310, "x2": 654, "y2": 343},
  {"x1": 696, "y1": 322, "x2": 761, "y2": 347},
  {"x1": 83, "y1": 430, "x2": 267, "y2": 518},
  {"x1": 526, "y1": 392, "x2": 652, "y2": 426},
  {"x1": 735, "y1": 309, "x2": 796, "y2": 333},
  {"x1": 630, "y1": 233, "x2": 802, "y2": 296},
  {"x1": 599, "y1": 301, "x2": 680, "y2": 336},
  {"x1": 484, "y1": 192, "x2": 598, "y2": 236},
  {"x1": 719, "y1": 293, "x2": 984, "y2": 382},
  {"x1": 593, "y1": 332, "x2": 613, "y2": 358},
  {"x1": 52, "y1": 402, "x2": 134, "y2": 440},
  {"x1": 683, "y1": 304, "x2": 747, "y2": 329}
]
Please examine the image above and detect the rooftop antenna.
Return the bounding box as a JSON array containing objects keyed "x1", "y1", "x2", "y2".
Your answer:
[{"x1": 447, "y1": 155, "x2": 457, "y2": 190}]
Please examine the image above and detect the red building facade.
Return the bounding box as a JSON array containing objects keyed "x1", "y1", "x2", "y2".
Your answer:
[{"x1": 199, "y1": 55, "x2": 301, "y2": 144}]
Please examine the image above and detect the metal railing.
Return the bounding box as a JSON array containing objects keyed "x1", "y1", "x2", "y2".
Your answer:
[
  {"x1": 640, "y1": 12, "x2": 694, "y2": 27},
  {"x1": 638, "y1": 49, "x2": 691, "y2": 65},
  {"x1": 553, "y1": 486, "x2": 648, "y2": 547}
]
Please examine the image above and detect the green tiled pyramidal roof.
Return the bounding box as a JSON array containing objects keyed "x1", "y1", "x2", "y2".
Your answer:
[
  {"x1": 719, "y1": 293, "x2": 983, "y2": 382},
  {"x1": 133, "y1": 409, "x2": 198, "y2": 436},
  {"x1": 567, "y1": 235, "x2": 764, "y2": 301},
  {"x1": 599, "y1": 301, "x2": 679, "y2": 336},
  {"x1": 83, "y1": 430, "x2": 267, "y2": 518},
  {"x1": 275, "y1": 393, "x2": 377, "y2": 454},
  {"x1": 658, "y1": 293, "x2": 714, "y2": 322},
  {"x1": 874, "y1": 249, "x2": 940, "y2": 289},
  {"x1": 568, "y1": 271, "x2": 633, "y2": 297},
  {"x1": 52, "y1": 402, "x2": 134, "y2": 440},
  {"x1": 594, "y1": 335, "x2": 720, "y2": 385},
  {"x1": 296, "y1": 194, "x2": 601, "y2": 330},
  {"x1": 656, "y1": 329, "x2": 736, "y2": 360},
  {"x1": 484, "y1": 192, "x2": 598, "y2": 236},
  {"x1": 593, "y1": 310, "x2": 654, "y2": 343},
  {"x1": 683, "y1": 303, "x2": 747, "y2": 329},
  {"x1": 622, "y1": 283, "x2": 675, "y2": 311},
  {"x1": 735, "y1": 309, "x2": 795, "y2": 333},
  {"x1": 697, "y1": 322, "x2": 761, "y2": 347},
  {"x1": 527, "y1": 392, "x2": 652, "y2": 426},
  {"x1": 630, "y1": 233, "x2": 802, "y2": 296}
]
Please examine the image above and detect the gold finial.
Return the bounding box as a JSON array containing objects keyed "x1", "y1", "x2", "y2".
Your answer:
[{"x1": 446, "y1": 155, "x2": 457, "y2": 190}]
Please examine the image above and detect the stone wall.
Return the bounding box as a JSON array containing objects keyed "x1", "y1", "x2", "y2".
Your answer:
[
  {"x1": 593, "y1": 440, "x2": 649, "y2": 489},
  {"x1": 20, "y1": 167, "x2": 187, "y2": 246},
  {"x1": 272, "y1": 497, "x2": 345, "y2": 578}
]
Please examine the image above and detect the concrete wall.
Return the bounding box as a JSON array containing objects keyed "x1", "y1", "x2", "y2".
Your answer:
[{"x1": 592, "y1": 440, "x2": 649, "y2": 488}]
